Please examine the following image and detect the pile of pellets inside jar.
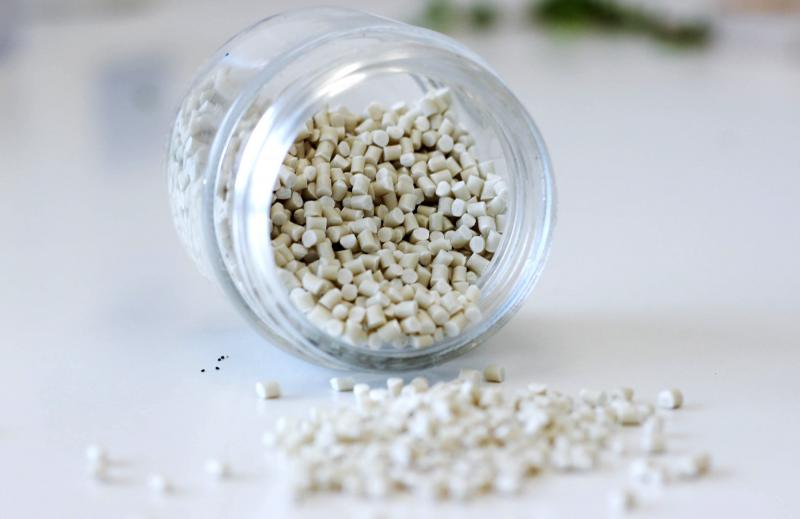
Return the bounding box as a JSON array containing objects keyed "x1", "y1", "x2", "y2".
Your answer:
[
  {"x1": 270, "y1": 89, "x2": 507, "y2": 349},
  {"x1": 262, "y1": 373, "x2": 711, "y2": 506}
]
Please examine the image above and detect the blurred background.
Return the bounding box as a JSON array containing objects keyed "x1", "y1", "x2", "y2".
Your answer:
[
  {"x1": 2, "y1": 0, "x2": 798, "y2": 360},
  {"x1": 1, "y1": 0, "x2": 798, "y2": 323},
  {"x1": 1, "y1": 0, "x2": 799, "y2": 517}
]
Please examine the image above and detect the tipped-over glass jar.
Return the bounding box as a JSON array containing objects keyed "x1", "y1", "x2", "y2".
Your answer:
[{"x1": 167, "y1": 7, "x2": 555, "y2": 371}]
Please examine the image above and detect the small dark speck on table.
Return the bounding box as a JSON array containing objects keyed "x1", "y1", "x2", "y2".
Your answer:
[{"x1": 201, "y1": 355, "x2": 229, "y2": 373}]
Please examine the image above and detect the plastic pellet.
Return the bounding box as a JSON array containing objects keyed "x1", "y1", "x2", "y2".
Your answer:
[
  {"x1": 147, "y1": 473, "x2": 171, "y2": 494},
  {"x1": 469, "y1": 235, "x2": 485, "y2": 254},
  {"x1": 639, "y1": 429, "x2": 667, "y2": 454},
  {"x1": 386, "y1": 377, "x2": 404, "y2": 396},
  {"x1": 444, "y1": 312, "x2": 467, "y2": 337},
  {"x1": 483, "y1": 364, "x2": 505, "y2": 383},
  {"x1": 657, "y1": 388, "x2": 684, "y2": 409},
  {"x1": 467, "y1": 253, "x2": 490, "y2": 275},
  {"x1": 324, "y1": 319, "x2": 344, "y2": 336},
  {"x1": 319, "y1": 288, "x2": 342, "y2": 309},
  {"x1": 330, "y1": 377, "x2": 355, "y2": 392},
  {"x1": 609, "y1": 387, "x2": 634, "y2": 402},
  {"x1": 366, "y1": 304, "x2": 387, "y2": 330},
  {"x1": 255, "y1": 380, "x2": 281, "y2": 399},
  {"x1": 353, "y1": 382, "x2": 370, "y2": 398},
  {"x1": 458, "y1": 368, "x2": 482, "y2": 385},
  {"x1": 204, "y1": 459, "x2": 230, "y2": 480},
  {"x1": 613, "y1": 401, "x2": 643, "y2": 425},
  {"x1": 672, "y1": 452, "x2": 711, "y2": 479},
  {"x1": 485, "y1": 230, "x2": 502, "y2": 253},
  {"x1": 628, "y1": 458, "x2": 667, "y2": 486},
  {"x1": 86, "y1": 445, "x2": 107, "y2": 464},
  {"x1": 409, "y1": 376, "x2": 429, "y2": 392},
  {"x1": 371, "y1": 129, "x2": 389, "y2": 147}
]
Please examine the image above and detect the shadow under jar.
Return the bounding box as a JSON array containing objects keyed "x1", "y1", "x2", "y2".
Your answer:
[{"x1": 167, "y1": 7, "x2": 555, "y2": 371}]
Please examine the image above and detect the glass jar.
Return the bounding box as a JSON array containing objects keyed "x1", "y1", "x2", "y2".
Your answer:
[{"x1": 167, "y1": 7, "x2": 555, "y2": 371}]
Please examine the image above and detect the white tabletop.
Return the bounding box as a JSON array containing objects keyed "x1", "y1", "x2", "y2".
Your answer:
[{"x1": 1, "y1": 2, "x2": 799, "y2": 518}]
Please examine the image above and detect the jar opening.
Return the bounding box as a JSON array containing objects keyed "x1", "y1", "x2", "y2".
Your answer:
[{"x1": 208, "y1": 21, "x2": 554, "y2": 370}]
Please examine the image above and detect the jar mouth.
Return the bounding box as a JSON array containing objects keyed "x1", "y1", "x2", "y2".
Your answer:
[{"x1": 209, "y1": 14, "x2": 555, "y2": 370}]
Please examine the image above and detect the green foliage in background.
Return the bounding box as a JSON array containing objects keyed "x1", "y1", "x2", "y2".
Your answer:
[
  {"x1": 417, "y1": 0, "x2": 500, "y2": 32},
  {"x1": 416, "y1": 0, "x2": 711, "y2": 48},
  {"x1": 469, "y1": 2, "x2": 500, "y2": 30},
  {"x1": 532, "y1": 0, "x2": 711, "y2": 48}
]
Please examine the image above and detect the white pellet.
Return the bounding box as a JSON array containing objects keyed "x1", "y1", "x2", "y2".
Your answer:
[
  {"x1": 319, "y1": 288, "x2": 342, "y2": 309},
  {"x1": 371, "y1": 129, "x2": 389, "y2": 147},
  {"x1": 485, "y1": 229, "x2": 502, "y2": 253},
  {"x1": 609, "y1": 387, "x2": 634, "y2": 402},
  {"x1": 302, "y1": 272, "x2": 328, "y2": 295},
  {"x1": 436, "y1": 134, "x2": 454, "y2": 153},
  {"x1": 255, "y1": 380, "x2": 281, "y2": 399},
  {"x1": 464, "y1": 304, "x2": 481, "y2": 323},
  {"x1": 672, "y1": 452, "x2": 711, "y2": 479},
  {"x1": 640, "y1": 429, "x2": 667, "y2": 454},
  {"x1": 613, "y1": 401, "x2": 642, "y2": 425},
  {"x1": 324, "y1": 319, "x2": 344, "y2": 336},
  {"x1": 204, "y1": 459, "x2": 230, "y2": 480},
  {"x1": 86, "y1": 445, "x2": 107, "y2": 465},
  {"x1": 483, "y1": 364, "x2": 505, "y2": 383},
  {"x1": 366, "y1": 304, "x2": 386, "y2": 329},
  {"x1": 147, "y1": 473, "x2": 172, "y2": 494},
  {"x1": 467, "y1": 253, "x2": 490, "y2": 275},
  {"x1": 469, "y1": 235, "x2": 485, "y2": 254},
  {"x1": 409, "y1": 376, "x2": 429, "y2": 392},
  {"x1": 353, "y1": 383, "x2": 370, "y2": 400},
  {"x1": 386, "y1": 377, "x2": 404, "y2": 396},
  {"x1": 330, "y1": 377, "x2": 355, "y2": 392},
  {"x1": 628, "y1": 458, "x2": 667, "y2": 486},
  {"x1": 444, "y1": 312, "x2": 467, "y2": 337},
  {"x1": 657, "y1": 388, "x2": 684, "y2": 409},
  {"x1": 458, "y1": 368, "x2": 482, "y2": 385}
]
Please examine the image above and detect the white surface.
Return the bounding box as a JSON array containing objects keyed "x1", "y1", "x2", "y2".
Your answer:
[{"x1": 1, "y1": 2, "x2": 799, "y2": 518}]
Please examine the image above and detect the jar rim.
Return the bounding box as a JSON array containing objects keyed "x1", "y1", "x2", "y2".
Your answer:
[{"x1": 203, "y1": 9, "x2": 556, "y2": 370}]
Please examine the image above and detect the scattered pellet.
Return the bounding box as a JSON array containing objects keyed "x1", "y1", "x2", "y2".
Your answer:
[
  {"x1": 86, "y1": 445, "x2": 107, "y2": 464},
  {"x1": 204, "y1": 459, "x2": 230, "y2": 480},
  {"x1": 256, "y1": 380, "x2": 281, "y2": 399},
  {"x1": 629, "y1": 458, "x2": 667, "y2": 487},
  {"x1": 329, "y1": 377, "x2": 355, "y2": 392},
  {"x1": 483, "y1": 364, "x2": 505, "y2": 383},
  {"x1": 671, "y1": 452, "x2": 711, "y2": 479},
  {"x1": 386, "y1": 377, "x2": 404, "y2": 396},
  {"x1": 147, "y1": 473, "x2": 171, "y2": 494},
  {"x1": 609, "y1": 387, "x2": 634, "y2": 402},
  {"x1": 263, "y1": 375, "x2": 711, "y2": 503},
  {"x1": 657, "y1": 388, "x2": 684, "y2": 409},
  {"x1": 409, "y1": 376, "x2": 429, "y2": 392}
]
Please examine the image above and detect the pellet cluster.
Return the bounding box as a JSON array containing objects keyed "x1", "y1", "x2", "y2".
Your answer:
[
  {"x1": 270, "y1": 89, "x2": 508, "y2": 348},
  {"x1": 263, "y1": 373, "x2": 711, "y2": 506}
]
